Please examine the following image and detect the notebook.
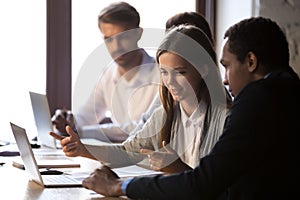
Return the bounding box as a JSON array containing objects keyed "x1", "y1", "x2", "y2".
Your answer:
[
  {"x1": 10, "y1": 122, "x2": 82, "y2": 187},
  {"x1": 29, "y1": 91, "x2": 57, "y2": 149}
]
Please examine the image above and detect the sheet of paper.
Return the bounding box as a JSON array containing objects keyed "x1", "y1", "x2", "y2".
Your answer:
[{"x1": 112, "y1": 165, "x2": 162, "y2": 178}]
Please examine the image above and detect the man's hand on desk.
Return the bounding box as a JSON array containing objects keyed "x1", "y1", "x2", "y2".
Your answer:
[
  {"x1": 49, "y1": 125, "x2": 96, "y2": 160},
  {"x1": 52, "y1": 108, "x2": 77, "y2": 136},
  {"x1": 82, "y1": 165, "x2": 125, "y2": 197}
]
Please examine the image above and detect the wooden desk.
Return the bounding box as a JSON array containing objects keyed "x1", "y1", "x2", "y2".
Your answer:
[{"x1": 0, "y1": 147, "x2": 129, "y2": 200}]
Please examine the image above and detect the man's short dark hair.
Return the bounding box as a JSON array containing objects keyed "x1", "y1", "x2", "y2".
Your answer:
[
  {"x1": 98, "y1": 1, "x2": 140, "y2": 28},
  {"x1": 224, "y1": 17, "x2": 290, "y2": 70}
]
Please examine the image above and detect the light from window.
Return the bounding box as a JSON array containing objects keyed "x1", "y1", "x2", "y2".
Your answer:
[
  {"x1": 0, "y1": 0, "x2": 46, "y2": 142},
  {"x1": 216, "y1": 0, "x2": 254, "y2": 80}
]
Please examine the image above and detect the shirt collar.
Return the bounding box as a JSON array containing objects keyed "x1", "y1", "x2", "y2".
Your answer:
[{"x1": 180, "y1": 100, "x2": 207, "y2": 127}]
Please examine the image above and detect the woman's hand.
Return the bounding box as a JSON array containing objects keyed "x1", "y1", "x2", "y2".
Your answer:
[
  {"x1": 49, "y1": 125, "x2": 94, "y2": 159},
  {"x1": 140, "y1": 141, "x2": 192, "y2": 174}
]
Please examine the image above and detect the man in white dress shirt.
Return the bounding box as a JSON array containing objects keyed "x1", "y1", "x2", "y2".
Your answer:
[{"x1": 52, "y1": 2, "x2": 159, "y2": 142}]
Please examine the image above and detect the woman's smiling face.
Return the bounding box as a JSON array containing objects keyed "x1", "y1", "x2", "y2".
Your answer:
[{"x1": 158, "y1": 52, "x2": 202, "y2": 102}]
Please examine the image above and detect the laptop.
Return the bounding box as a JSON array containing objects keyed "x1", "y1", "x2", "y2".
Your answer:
[
  {"x1": 29, "y1": 91, "x2": 57, "y2": 149},
  {"x1": 30, "y1": 91, "x2": 111, "y2": 147},
  {"x1": 10, "y1": 122, "x2": 82, "y2": 187}
]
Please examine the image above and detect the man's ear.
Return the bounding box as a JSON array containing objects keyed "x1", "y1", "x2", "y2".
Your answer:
[{"x1": 246, "y1": 51, "x2": 258, "y2": 73}]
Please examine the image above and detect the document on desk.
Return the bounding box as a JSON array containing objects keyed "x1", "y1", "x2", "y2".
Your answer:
[
  {"x1": 84, "y1": 144, "x2": 162, "y2": 178},
  {"x1": 112, "y1": 165, "x2": 162, "y2": 178},
  {"x1": 12, "y1": 148, "x2": 80, "y2": 169},
  {"x1": 12, "y1": 157, "x2": 80, "y2": 169}
]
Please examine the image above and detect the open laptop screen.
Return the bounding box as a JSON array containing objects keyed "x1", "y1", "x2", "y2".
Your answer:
[{"x1": 29, "y1": 91, "x2": 56, "y2": 149}]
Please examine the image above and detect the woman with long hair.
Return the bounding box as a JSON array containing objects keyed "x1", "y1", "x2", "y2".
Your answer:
[{"x1": 51, "y1": 24, "x2": 229, "y2": 174}]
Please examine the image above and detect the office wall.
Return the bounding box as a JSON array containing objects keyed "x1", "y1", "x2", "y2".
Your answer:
[{"x1": 259, "y1": 0, "x2": 300, "y2": 76}]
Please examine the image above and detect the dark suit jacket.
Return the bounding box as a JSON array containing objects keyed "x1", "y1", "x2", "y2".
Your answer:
[{"x1": 126, "y1": 69, "x2": 300, "y2": 200}]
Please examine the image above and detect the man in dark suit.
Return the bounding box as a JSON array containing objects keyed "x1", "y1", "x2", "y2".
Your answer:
[{"x1": 81, "y1": 17, "x2": 299, "y2": 200}]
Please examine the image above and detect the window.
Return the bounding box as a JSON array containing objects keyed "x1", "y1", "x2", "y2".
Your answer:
[
  {"x1": 0, "y1": 0, "x2": 46, "y2": 141},
  {"x1": 215, "y1": 0, "x2": 255, "y2": 79}
]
